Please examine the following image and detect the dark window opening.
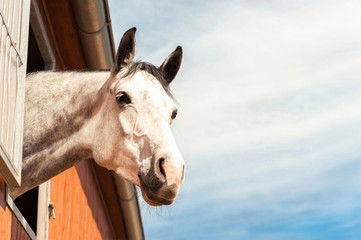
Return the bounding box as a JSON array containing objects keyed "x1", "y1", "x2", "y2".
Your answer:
[
  {"x1": 26, "y1": 25, "x2": 45, "y2": 73},
  {"x1": 14, "y1": 187, "x2": 39, "y2": 233}
]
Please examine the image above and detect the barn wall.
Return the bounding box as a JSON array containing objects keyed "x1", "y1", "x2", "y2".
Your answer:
[
  {"x1": 48, "y1": 160, "x2": 115, "y2": 240},
  {"x1": 0, "y1": 177, "x2": 31, "y2": 240}
]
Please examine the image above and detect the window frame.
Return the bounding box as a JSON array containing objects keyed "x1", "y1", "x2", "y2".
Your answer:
[
  {"x1": 3, "y1": 0, "x2": 56, "y2": 239},
  {"x1": 6, "y1": 181, "x2": 50, "y2": 240}
]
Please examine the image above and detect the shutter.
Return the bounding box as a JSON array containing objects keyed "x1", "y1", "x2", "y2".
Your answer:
[{"x1": 0, "y1": 0, "x2": 31, "y2": 186}]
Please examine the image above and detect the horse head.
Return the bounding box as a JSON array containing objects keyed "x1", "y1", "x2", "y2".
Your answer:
[{"x1": 92, "y1": 28, "x2": 185, "y2": 206}]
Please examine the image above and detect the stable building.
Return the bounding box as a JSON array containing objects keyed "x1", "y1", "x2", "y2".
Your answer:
[{"x1": 0, "y1": 0, "x2": 144, "y2": 239}]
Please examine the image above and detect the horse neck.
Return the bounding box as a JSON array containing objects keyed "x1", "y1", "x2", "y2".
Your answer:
[{"x1": 10, "y1": 71, "x2": 110, "y2": 198}]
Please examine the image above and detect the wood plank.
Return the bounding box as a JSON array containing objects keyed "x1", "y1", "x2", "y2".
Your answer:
[
  {"x1": 48, "y1": 160, "x2": 114, "y2": 240},
  {"x1": 0, "y1": 176, "x2": 31, "y2": 240}
]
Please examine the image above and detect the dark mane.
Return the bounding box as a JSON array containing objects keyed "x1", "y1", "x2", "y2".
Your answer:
[{"x1": 124, "y1": 61, "x2": 172, "y2": 97}]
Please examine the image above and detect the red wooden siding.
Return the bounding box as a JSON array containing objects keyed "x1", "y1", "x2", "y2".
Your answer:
[
  {"x1": 0, "y1": 177, "x2": 31, "y2": 240},
  {"x1": 48, "y1": 160, "x2": 114, "y2": 240}
]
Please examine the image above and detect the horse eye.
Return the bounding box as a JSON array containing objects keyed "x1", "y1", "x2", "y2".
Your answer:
[
  {"x1": 171, "y1": 109, "x2": 178, "y2": 120},
  {"x1": 116, "y1": 92, "x2": 131, "y2": 104}
]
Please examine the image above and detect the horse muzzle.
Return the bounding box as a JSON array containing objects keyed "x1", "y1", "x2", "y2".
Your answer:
[{"x1": 139, "y1": 158, "x2": 185, "y2": 206}]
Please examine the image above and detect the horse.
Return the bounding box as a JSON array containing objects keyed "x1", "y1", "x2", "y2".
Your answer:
[{"x1": 8, "y1": 27, "x2": 185, "y2": 206}]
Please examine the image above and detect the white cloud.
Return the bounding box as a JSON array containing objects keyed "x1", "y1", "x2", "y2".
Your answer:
[{"x1": 171, "y1": 0, "x2": 361, "y2": 155}]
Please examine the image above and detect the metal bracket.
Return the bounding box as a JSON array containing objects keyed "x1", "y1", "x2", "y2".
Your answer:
[{"x1": 48, "y1": 202, "x2": 56, "y2": 219}]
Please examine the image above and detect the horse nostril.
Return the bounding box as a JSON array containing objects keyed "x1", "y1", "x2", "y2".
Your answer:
[{"x1": 158, "y1": 158, "x2": 166, "y2": 177}]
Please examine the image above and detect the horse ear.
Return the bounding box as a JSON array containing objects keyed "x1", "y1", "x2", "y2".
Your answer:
[
  {"x1": 111, "y1": 27, "x2": 136, "y2": 76},
  {"x1": 159, "y1": 46, "x2": 183, "y2": 84}
]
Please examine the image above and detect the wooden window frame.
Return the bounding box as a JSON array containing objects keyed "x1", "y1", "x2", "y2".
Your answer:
[
  {"x1": 4, "y1": 0, "x2": 56, "y2": 239},
  {"x1": 6, "y1": 181, "x2": 50, "y2": 240}
]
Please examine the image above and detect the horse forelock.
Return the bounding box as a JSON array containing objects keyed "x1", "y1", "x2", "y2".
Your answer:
[{"x1": 112, "y1": 61, "x2": 173, "y2": 98}]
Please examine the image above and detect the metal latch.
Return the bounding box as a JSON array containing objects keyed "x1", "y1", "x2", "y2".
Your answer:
[{"x1": 48, "y1": 202, "x2": 56, "y2": 219}]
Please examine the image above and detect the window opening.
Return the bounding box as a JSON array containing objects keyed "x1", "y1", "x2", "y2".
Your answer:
[
  {"x1": 27, "y1": 25, "x2": 44, "y2": 73},
  {"x1": 14, "y1": 187, "x2": 39, "y2": 233}
]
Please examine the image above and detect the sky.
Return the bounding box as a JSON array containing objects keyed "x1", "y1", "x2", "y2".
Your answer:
[{"x1": 108, "y1": 0, "x2": 361, "y2": 239}]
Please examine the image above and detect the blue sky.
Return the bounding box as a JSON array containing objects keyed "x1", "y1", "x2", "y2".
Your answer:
[{"x1": 108, "y1": 0, "x2": 361, "y2": 239}]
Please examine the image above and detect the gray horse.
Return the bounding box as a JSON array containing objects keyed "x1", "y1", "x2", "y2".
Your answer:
[{"x1": 9, "y1": 28, "x2": 185, "y2": 206}]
